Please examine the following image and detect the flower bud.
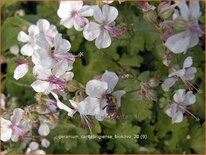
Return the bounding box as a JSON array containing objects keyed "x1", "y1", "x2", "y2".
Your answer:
[
  {"x1": 66, "y1": 80, "x2": 84, "y2": 92},
  {"x1": 158, "y1": 2, "x2": 174, "y2": 19},
  {"x1": 173, "y1": 17, "x2": 188, "y2": 31},
  {"x1": 143, "y1": 10, "x2": 158, "y2": 24},
  {"x1": 36, "y1": 104, "x2": 46, "y2": 113},
  {"x1": 148, "y1": 78, "x2": 159, "y2": 88}
]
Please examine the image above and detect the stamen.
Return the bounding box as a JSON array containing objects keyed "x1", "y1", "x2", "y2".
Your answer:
[
  {"x1": 53, "y1": 52, "x2": 75, "y2": 62},
  {"x1": 177, "y1": 104, "x2": 200, "y2": 122},
  {"x1": 48, "y1": 76, "x2": 65, "y2": 90},
  {"x1": 15, "y1": 60, "x2": 28, "y2": 65}
]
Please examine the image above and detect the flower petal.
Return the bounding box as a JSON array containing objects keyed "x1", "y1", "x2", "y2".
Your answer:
[
  {"x1": 79, "y1": 5, "x2": 93, "y2": 17},
  {"x1": 38, "y1": 123, "x2": 50, "y2": 136},
  {"x1": 83, "y1": 22, "x2": 101, "y2": 41},
  {"x1": 162, "y1": 77, "x2": 178, "y2": 91},
  {"x1": 175, "y1": 2, "x2": 190, "y2": 20},
  {"x1": 33, "y1": 65, "x2": 51, "y2": 80},
  {"x1": 31, "y1": 80, "x2": 51, "y2": 94},
  {"x1": 183, "y1": 56, "x2": 193, "y2": 69},
  {"x1": 86, "y1": 80, "x2": 108, "y2": 98},
  {"x1": 32, "y1": 49, "x2": 54, "y2": 68},
  {"x1": 0, "y1": 117, "x2": 12, "y2": 142},
  {"x1": 37, "y1": 19, "x2": 50, "y2": 33},
  {"x1": 95, "y1": 29, "x2": 111, "y2": 49},
  {"x1": 41, "y1": 139, "x2": 50, "y2": 148},
  {"x1": 172, "y1": 110, "x2": 183, "y2": 123},
  {"x1": 20, "y1": 44, "x2": 34, "y2": 56},
  {"x1": 17, "y1": 31, "x2": 29, "y2": 43},
  {"x1": 182, "y1": 67, "x2": 197, "y2": 81},
  {"x1": 10, "y1": 108, "x2": 24, "y2": 124},
  {"x1": 102, "y1": 71, "x2": 119, "y2": 93},
  {"x1": 173, "y1": 89, "x2": 186, "y2": 103},
  {"x1": 76, "y1": 97, "x2": 101, "y2": 115},
  {"x1": 14, "y1": 64, "x2": 29, "y2": 80},
  {"x1": 165, "y1": 31, "x2": 191, "y2": 53},
  {"x1": 93, "y1": 5, "x2": 105, "y2": 23},
  {"x1": 184, "y1": 91, "x2": 196, "y2": 105},
  {"x1": 168, "y1": 69, "x2": 185, "y2": 78},
  {"x1": 102, "y1": 4, "x2": 118, "y2": 23},
  {"x1": 52, "y1": 93, "x2": 75, "y2": 117},
  {"x1": 189, "y1": 2, "x2": 201, "y2": 20},
  {"x1": 60, "y1": 17, "x2": 74, "y2": 29}
]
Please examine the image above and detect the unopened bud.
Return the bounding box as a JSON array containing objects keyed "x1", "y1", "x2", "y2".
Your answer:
[
  {"x1": 29, "y1": 113, "x2": 38, "y2": 121},
  {"x1": 36, "y1": 104, "x2": 46, "y2": 113},
  {"x1": 143, "y1": 10, "x2": 158, "y2": 24},
  {"x1": 66, "y1": 80, "x2": 84, "y2": 92},
  {"x1": 148, "y1": 78, "x2": 159, "y2": 88},
  {"x1": 158, "y1": 2, "x2": 174, "y2": 19},
  {"x1": 173, "y1": 17, "x2": 188, "y2": 31}
]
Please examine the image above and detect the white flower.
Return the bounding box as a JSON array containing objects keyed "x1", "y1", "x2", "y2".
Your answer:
[
  {"x1": 17, "y1": 25, "x2": 39, "y2": 56},
  {"x1": 52, "y1": 92, "x2": 100, "y2": 117},
  {"x1": 83, "y1": 5, "x2": 119, "y2": 49},
  {"x1": 165, "y1": 89, "x2": 196, "y2": 123},
  {"x1": 14, "y1": 61, "x2": 29, "y2": 80},
  {"x1": 57, "y1": 1, "x2": 93, "y2": 31},
  {"x1": 31, "y1": 61, "x2": 74, "y2": 94},
  {"x1": 162, "y1": 56, "x2": 197, "y2": 91},
  {"x1": 33, "y1": 33, "x2": 74, "y2": 69},
  {"x1": 25, "y1": 142, "x2": 45, "y2": 154},
  {"x1": 10, "y1": 45, "x2": 19, "y2": 55},
  {"x1": 1, "y1": 108, "x2": 31, "y2": 142},
  {"x1": 165, "y1": 1, "x2": 203, "y2": 53},
  {"x1": 85, "y1": 71, "x2": 126, "y2": 121},
  {"x1": 36, "y1": 19, "x2": 58, "y2": 46}
]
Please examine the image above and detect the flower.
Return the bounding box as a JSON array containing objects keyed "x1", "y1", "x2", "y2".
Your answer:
[
  {"x1": 17, "y1": 25, "x2": 39, "y2": 56},
  {"x1": 31, "y1": 61, "x2": 74, "y2": 95},
  {"x1": 57, "y1": 1, "x2": 93, "y2": 31},
  {"x1": 32, "y1": 33, "x2": 74, "y2": 69},
  {"x1": 85, "y1": 71, "x2": 126, "y2": 121},
  {"x1": 36, "y1": 19, "x2": 58, "y2": 46},
  {"x1": 25, "y1": 142, "x2": 45, "y2": 154},
  {"x1": 83, "y1": 5, "x2": 119, "y2": 49},
  {"x1": 165, "y1": 1, "x2": 203, "y2": 53},
  {"x1": 1, "y1": 108, "x2": 31, "y2": 142},
  {"x1": 52, "y1": 71, "x2": 125, "y2": 122},
  {"x1": 162, "y1": 56, "x2": 197, "y2": 91},
  {"x1": 165, "y1": 89, "x2": 197, "y2": 123}
]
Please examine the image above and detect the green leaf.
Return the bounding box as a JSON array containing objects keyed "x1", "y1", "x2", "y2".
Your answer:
[{"x1": 1, "y1": 16, "x2": 30, "y2": 51}]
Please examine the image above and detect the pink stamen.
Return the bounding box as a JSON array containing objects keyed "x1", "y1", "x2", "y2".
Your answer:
[
  {"x1": 11, "y1": 124, "x2": 26, "y2": 136},
  {"x1": 48, "y1": 76, "x2": 65, "y2": 90},
  {"x1": 45, "y1": 34, "x2": 54, "y2": 45},
  {"x1": 15, "y1": 60, "x2": 28, "y2": 65},
  {"x1": 53, "y1": 52, "x2": 75, "y2": 62},
  {"x1": 104, "y1": 24, "x2": 126, "y2": 37},
  {"x1": 71, "y1": 11, "x2": 87, "y2": 28}
]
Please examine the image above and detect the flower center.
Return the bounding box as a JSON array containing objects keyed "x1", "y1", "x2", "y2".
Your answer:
[
  {"x1": 11, "y1": 124, "x2": 26, "y2": 136},
  {"x1": 48, "y1": 76, "x2": 65, "y2": 90},
  {"x1": 71, "y1": 11, "x2": 87, "y2": 28},
  {"x1": 103, "y1": 24, "x2": 126, "y2": 37}
]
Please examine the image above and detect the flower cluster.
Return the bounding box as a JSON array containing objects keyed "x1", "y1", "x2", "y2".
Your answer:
[
  {"x1": 1, "y1": 1, "x2": 126, "y2": 153},
  {"x1": 158, "y1": 1, "x2": 203, "y2": 123},
  {"x1": 57, "y1": 1, "x2": 125, "y2": 49}
]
